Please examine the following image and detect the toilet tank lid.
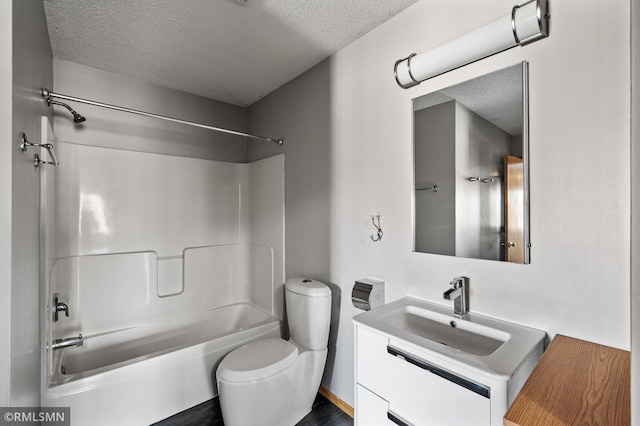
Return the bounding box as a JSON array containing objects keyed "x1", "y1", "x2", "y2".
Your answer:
[
  {"x1": 217, "y1": 338, "x2": 298, "y2": 383},
  {"x1": 285, "y1": 278, "x2": 331, "y2": 297}
]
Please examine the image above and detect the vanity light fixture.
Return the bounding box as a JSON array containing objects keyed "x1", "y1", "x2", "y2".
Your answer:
[{"x1": 394, "y1": 0, "x2": 548, "y2": 89}]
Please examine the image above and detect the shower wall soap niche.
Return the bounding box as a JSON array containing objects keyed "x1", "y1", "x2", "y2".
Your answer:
[{"x1": 158, "y1": 256, "x2": 183, "y2": 297}]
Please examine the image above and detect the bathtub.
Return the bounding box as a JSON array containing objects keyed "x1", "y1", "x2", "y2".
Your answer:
[{"x1": 43, "y1": 302, "x2": 281, "y2": 426}]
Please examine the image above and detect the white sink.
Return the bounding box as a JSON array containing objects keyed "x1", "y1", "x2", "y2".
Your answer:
[
  {"x1": 353, "y1": 297, "x2": 546, "y2": 380},
  {"x1": 377, "y1": 305, "x2": 510, "y2": 356}
]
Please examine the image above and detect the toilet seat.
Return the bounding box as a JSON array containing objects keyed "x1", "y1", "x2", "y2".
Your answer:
[{"x1": 217, "y1": 338, "x2": 298, "y2": 383}]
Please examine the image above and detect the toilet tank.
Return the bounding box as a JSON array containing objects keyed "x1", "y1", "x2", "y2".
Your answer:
[{"x1": 285, "y1": 278, "x2": 331, "y2": 351}]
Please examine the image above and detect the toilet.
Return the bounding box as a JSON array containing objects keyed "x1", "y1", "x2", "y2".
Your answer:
[{"x1": 216, "y1": 278, "x2": 332, "y2": 426}]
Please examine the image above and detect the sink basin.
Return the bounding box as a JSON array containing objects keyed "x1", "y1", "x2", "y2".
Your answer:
[
  {"x1": 353, "y1": 297, "x2": 546, "y2": 380},
  {"x1": 377, "y1": 305, "x2": 510, "y2": 356}
]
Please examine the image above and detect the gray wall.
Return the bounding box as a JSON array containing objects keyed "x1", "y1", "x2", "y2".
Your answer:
[
  {"x1": 6, "y1": 0, "x2": 53, "y2": 406},
  {"x1": 414, "y1": 101, "x2": 455, "y2": 255},
  {"x1": 247, "y1": 59, "x2": 331, "y2": 282},
  {"x1": 246, "y1": 59, "x2": 334, "y2": 384},
  {"x1": 53, "y1": 59, "x2": 248, "y2": 161}
]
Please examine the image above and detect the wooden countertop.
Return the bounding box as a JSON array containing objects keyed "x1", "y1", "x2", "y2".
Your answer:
[{"x1": 503, "y1": 334, "x2": 630, "y2": 426}]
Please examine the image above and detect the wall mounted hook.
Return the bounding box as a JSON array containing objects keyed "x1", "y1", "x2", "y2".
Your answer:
[{"x1": 370, "y1": 215, "x2": 383, "y2": 242}]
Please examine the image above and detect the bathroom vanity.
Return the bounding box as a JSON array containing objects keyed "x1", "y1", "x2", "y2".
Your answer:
[{"x1": 353, "y1": 297, "x2": 545, "y2": 426}]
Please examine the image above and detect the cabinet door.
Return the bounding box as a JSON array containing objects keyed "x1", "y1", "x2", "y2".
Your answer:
[{"x1": 357, "y1": 326, "x2": 491, "y2": 425}]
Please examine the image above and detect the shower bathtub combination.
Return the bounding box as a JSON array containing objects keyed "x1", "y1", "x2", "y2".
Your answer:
[{"x1": 40, "y1": 130, "x2": 285, "y2": 426}]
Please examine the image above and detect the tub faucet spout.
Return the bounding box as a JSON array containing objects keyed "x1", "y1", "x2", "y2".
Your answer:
[
  {"x1": 52, "y1": 334, "x2": 83, "y2": 351},
  {"x1": 443, "y1": 276, "x2": 469, "y2": 318}
]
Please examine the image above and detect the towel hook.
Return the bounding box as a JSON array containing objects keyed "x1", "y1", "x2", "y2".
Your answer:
[
  {"x1": 19, "y1": 132, "x2": 59, "y2": 168},
  {"x1": 370, "y1": 215, "x2": 383, "y2": 242}
]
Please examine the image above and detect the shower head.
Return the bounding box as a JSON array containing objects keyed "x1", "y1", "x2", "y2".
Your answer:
[
  {"x1": 48, "y1": 99, "x2": 86, "y2": 124},
  {"x1": 71, "y1": 110, "x2": 86, "y2": 123}
]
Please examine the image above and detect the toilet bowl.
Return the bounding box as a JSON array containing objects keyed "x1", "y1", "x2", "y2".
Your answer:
[{"x1": 216, "y1": 278, "x2": 331, "y2": 426}]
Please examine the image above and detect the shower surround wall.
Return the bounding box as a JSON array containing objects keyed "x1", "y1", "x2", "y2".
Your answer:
[
  {"x1": 49, "y1": 57, "x2": 286, "y2": 324},
  {"x1": 45, "y1": 143, "x2": 284, "y2": 318},
  {"x1": 42, "y1": 142, "x2": 285, "y2": 425},
  {"x1": 49, "y1": 59, "x2": 286, "y2": 307}
]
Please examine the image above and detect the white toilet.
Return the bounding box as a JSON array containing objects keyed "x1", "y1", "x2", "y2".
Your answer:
[{"x1": 216, "y1": 278, "x2": 332, "y2": 426}]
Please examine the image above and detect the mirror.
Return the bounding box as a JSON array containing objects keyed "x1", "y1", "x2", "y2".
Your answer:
[{"x1": 413, "y1": 62, "x2": 529, "y2": 263}]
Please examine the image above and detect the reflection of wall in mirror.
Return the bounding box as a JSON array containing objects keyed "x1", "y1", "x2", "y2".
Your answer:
[
  {"x1": 455, "y1": 102, "x2": 512, "y2": 261},
  {"x1": 414, "y1": 101, "x2": 455, "y2": 255},
  {"x1": 414, "y1": 100, "x2": 519, "y2": 260}
]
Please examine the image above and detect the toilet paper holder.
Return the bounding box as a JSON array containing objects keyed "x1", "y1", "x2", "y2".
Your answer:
[{"x1": 352, "y1": 278, "x2": 385, "y2": 311}]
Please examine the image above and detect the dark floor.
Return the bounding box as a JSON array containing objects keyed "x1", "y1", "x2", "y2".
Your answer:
[{"x1": 153, "y1": 393, "x2": 353, "y2": 426}]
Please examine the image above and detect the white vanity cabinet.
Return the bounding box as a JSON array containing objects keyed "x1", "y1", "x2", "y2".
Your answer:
[
  {"x1": 353, "y1": 297, "x2": 545, "y2": 426},
  {"x1": 355, "y1": 325, "x2": 495, "y2": 425}
]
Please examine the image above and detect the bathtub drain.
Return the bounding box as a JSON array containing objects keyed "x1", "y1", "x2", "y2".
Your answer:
[{"x1": 60, "y1": 364, "x2": 66, "y2": 375}]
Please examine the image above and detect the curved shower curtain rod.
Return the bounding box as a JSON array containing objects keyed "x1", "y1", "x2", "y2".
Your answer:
[{"x1": 41, "y1": 88, "x2": 284, "y2": 146}]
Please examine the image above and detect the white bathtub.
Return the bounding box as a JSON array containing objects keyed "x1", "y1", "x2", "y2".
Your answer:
[{"x1": 43, "y1": 302, "x2": 281, "y2": 426}]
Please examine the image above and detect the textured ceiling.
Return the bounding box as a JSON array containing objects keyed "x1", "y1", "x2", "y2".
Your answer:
[
  {"x1": 414, "y1": 65, "x2": 524, "y2": 136},
  {"x1": 43, "y1": 0, "x2": 420, "y2": 106}
]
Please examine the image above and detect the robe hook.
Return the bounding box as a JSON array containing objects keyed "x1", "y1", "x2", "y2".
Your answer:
[{"x1": 370, "y1": 215, "x2": 383, "y2": 242}]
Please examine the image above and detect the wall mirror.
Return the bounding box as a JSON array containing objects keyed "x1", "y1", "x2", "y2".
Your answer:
[{"x1": 412, "y1": 62, "x2": 529, "y2": 263}]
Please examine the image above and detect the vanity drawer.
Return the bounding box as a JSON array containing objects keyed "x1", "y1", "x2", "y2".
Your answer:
[
  {"x1": 356, "y1": 385, "x2": 417, "y2": 426},
  {"x1": 356, "y1": 326, "x2": 490, "y2": 425},
  {"x1": 355, "y1": 385, "x2": 395, "y2": 426}
]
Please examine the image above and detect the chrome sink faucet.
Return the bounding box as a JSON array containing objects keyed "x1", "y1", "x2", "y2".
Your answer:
[{"x1": 443, "y1": 276, "x2": 469, "y2": 318}]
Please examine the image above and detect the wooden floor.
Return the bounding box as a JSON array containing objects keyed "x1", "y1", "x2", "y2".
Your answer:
[{"x1": 153, "y1": 393, "x2": 353, "y2": 426}]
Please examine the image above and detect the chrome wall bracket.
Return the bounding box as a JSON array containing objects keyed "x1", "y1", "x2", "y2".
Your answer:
[
  {"x1": 416, "y1": 185, "x2": 439, "y2": 192},
  {"x1": 394, "y1": 53, "x2": 420, "y2": 89},
  {"x1": 34, "y1": 153, "x2": 57, "y2": 168},
  {"x1": 468, "y1": 177, "x2": 495, "y2": 183},
  {"x1": 19, "y1": 132, "x2": 59, "y2": 168}
]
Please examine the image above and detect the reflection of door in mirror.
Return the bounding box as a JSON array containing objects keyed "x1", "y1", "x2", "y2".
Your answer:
[{"x1": 504, "y1": 155, "x2": 524, "y2": 263}]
